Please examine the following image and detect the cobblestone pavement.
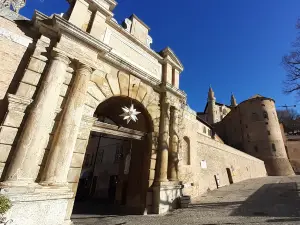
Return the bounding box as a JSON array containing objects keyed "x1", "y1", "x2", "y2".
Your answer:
[{"x1": 72, "y1": 176, "x2": 300, "y2": 225}]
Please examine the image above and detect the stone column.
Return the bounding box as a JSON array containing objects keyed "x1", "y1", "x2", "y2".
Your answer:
[
  {"x1": 2, "y1": 52, "x2": 70, "y2": 186},
  {"x1": 154, "y1": 93, "x2": 170, "y2": 183},
  {"x1": 40, "y1": 63, "x2": 92, "y2": 186},
  {"x1": 168, "y1": 107, "x2": 179, "y2": 181}
]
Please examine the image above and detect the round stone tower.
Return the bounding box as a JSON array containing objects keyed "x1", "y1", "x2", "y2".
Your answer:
[{"x1": 239, "y1": 96, "x2": 294, "y2": 176}]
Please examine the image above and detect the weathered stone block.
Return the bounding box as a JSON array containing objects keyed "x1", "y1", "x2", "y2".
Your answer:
[
  {"x1": 118, "y1": 71, "x2": 129, "y2": 96},
  {"x1": 27, "y1": 57, "x2": 47, "y2": 74},
  {"x1": 77, "y1": 126, "x2": 91, "y2": 140},
  {"x1": 129, "y1": 75, "x2": 140, "y2": 99},
  {"x1": 149, "y1": 169, "x2": 155, "y2": 180},
  {"x1": 71, "y1": 152, "x2": 84, "y2": 168},
  {"x1": 67, "y1": 183, "x2": 79, "y2": 194},
  {"x1": 15, "y1": 82, "x2": 36, "y2": 99},
  {"x1": 21, "y1": 69, "x2": 41, "y2": 86},
  {"x1": 106, "y1": 69, "x2": 120, "y2": 95},
  {"x1": 74, "y1": 139, "x2": 88, "y2": 154},
  {"x1": 60, "y1": 84, "x2": 69, "y2": 97},
  {"x1": 136, "y1": 81, "x2": 147, "y2": 102},
  {"x1": 0, "y1": 144, "x2": 12, "y2": 163},
  {"x1": 64, "y1": 72, "x2": 73, "y2": 85},
  {"x1": 86, "y1": 94, "x2": 99, "y2": 109},
  {"x1": 3, "y1": 110, "x2": 24, "y2": 128},
  {"x1": 0, "y1": 126, "x2": 18, "y2": 145},
  {"x1": 87, "y1": 81, "x2": 106, "y2": 102},
  {"x1": 67, "y1": 168, "x2": 81, "y2": 183},
  {"x1": 91, "y1": 71, "x2": 112, "y2": 98},
  {"x1": 83, "y1": 104, "x2": 95, "y2": 117}
]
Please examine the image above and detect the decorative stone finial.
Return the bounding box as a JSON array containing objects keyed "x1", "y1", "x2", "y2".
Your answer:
[
  {"x1": 0, "y1": 0, "x2": 26, "y2": 13},
  {"x1": 231, "y1": 93, "x2": 237, "y2": 107},
  {"x1": 208, "y1": 86, "x2": 215, "y2": 101}
]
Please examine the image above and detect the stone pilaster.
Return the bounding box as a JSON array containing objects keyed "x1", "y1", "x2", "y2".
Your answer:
[
  {"x1": 154, "y1": 93, "x2": 170, "y2": 183},
  {"x1": 168, "y1": 107, "x2": 179, "y2": 181},
  {"x1": 40, "y1": 63, "x2": 92, "y2": 186},
  {"x1": 2, "y1": 51, "x2": 70, "y2": 186}
]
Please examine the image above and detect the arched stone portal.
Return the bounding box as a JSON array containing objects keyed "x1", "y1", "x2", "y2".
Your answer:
[
  {"x1": 64, "y1": 69, "x2": 162, "y2": 219},
  {"x1": 72, "y1": 96, "x2": 155, "y2": 216}
]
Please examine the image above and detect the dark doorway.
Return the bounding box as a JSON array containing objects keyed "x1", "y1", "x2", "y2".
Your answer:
[
  {"x1": 72, "y1": 96, "x2": 153, "y2": 218},
  {"x1": 226, "y1": 168, "x2": 234, "y2": 184}
]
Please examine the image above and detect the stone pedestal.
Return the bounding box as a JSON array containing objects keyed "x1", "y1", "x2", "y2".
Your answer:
[
  {"x1": 152, "y1": 182, "x2": 182, "y2": 214},
  {"x1": 0, "y1": 187, "x2": 73, "y2": 225}
]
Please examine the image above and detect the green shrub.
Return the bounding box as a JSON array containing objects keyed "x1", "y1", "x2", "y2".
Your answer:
[{"x1": 0, "y1": 195, "x2": 11, "y2": 215}]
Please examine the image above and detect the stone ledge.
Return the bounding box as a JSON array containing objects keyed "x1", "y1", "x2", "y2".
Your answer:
[{"x1": 0, "y1": 187, "x2": 73, "y2": 202}]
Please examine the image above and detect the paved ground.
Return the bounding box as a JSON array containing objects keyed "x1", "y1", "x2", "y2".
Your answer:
[{"x1": 72, "y1": 176, "x2": 300, "y2": 225}]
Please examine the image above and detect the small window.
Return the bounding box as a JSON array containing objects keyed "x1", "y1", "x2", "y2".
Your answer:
[
  {"x1": 272, "y1": 143, "x2": 276, "y2": 152},
  {"x1": 254, "y1": 146, "x2": 258, "y2": 152},
  {"x1": 267, "y1": 130, "x2": 271, "y2": 135},
  {"x1": 263, "y1": 111, "x2": 269, "y2": 120},
  {"x1": 252, "y1": 113, "x2": 259, "y2": 121},
  {"x1": 203, "y1": 126, "x2": 207, "y2": 134},
  {"x1": 208, "y1": 129, "x2": 212, "y2": 136},
  {"x1": 219, "y1": 107, "x2": 222, "y2": 112}
]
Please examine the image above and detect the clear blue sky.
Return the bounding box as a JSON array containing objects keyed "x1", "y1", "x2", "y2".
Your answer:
[{"x1": 21, "y1": 0, "x2": 300, "y2": 112}]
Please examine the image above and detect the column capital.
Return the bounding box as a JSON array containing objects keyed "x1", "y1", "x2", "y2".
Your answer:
[
  {"x1": 52, "y1": 51, "x2": 70, "y2": 65},
  {"x1": 77, "y1": 62, "x2": 93, "y2": 74},
  {"x1": 7, "y1": 94, "x2": 33, "y2": 112}
]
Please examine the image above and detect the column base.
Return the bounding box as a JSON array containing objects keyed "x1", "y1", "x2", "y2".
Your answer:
[
  {"x1": 0, "y1": 180, "x2": 39, "y2": 188},
  {"x1": 152, "y1": 181, "x2": 183, "y2": 214},
  {"x1": 39, "y1": 181, "x2": 69, "y2": 188}
]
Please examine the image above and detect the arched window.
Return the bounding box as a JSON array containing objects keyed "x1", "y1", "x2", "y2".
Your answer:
[
  {"x1": 181, "y1": 136, "x2": 191, "y2": 165},
  {"x1": 263, "y1": 111, "x2": 269, "y2": 120}
]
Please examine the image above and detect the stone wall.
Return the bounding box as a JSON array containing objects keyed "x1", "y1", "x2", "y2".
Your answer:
[
  {"x1": 179, "y1": 108, "x2": 267, "y2": 199},
  {"x1": 0, "y1": 17, "x2": 33, "y2": 100},
  {"x1": 286, "y1": 136, "x2": 300, "y2": 173}
]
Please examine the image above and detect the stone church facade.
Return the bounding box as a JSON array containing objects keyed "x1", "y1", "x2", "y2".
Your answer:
[{"x1": 0, "y1": 1, "x2": 268, "y2": 225}]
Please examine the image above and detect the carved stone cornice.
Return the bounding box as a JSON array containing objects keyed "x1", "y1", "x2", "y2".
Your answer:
[
  {"x1": 92, "y1": 121, "x2": 146, "y2": 140},
  {"x1": 7, "y1": 94, "x2": 33, "y2": 112},
  {"x1": 33, "y1": 12, "x2": 187, "y2": 99}
]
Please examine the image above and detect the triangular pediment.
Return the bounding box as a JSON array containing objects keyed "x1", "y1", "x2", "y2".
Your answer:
[{"x1": 159, "y1": 47, "x2": 184, "y2": 71}]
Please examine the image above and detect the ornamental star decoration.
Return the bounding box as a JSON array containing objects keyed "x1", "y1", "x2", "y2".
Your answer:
[{"x1": 120, "y1": 104, "x2": 141, "y2": 124}]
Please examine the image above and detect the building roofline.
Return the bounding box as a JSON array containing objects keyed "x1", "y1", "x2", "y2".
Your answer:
[
  {"x1": 203, "y1": 102, "x2": 232, "y2": 113},
  {"x1": 129, "y1": 14, "x2": 150, "y2": 30}
]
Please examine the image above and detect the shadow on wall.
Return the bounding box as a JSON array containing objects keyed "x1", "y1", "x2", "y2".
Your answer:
[{"x1": 189, "y1": 182, "x2": 300, "y2": 218}]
